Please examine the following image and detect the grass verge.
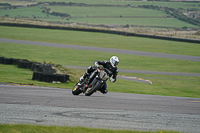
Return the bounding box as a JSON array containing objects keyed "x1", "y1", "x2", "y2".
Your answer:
[
  {"x1": 1, "y1": 64, "x2": 200, "y2": 98},
  {"x1": 0, "y1": 64, "x2": 79, "y2": 89},
  {"x1": 0, "y1": 124, "x2": 180, "y2": 133}
]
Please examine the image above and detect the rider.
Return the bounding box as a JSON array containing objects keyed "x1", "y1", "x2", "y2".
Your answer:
[{"x1": 79, "y1": 56, "x2": 119, "y2": 94}]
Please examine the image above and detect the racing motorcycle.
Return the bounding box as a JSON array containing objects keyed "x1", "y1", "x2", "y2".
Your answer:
[{"x1": 72, "y1": 67, "x2": 111, "y2": 96}]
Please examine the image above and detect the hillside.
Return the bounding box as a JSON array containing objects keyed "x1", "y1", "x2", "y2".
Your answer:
[{"x1": 0, "y1": 0, "x2": 200, "y2": 39}]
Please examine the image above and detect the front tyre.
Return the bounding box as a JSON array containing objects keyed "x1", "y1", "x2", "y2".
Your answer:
[
  {"x1": 72, "y1": 84, "x2": 82, "y2": 95},
  {"x1": 85, "y1": 82, "x2": 101, "y2": 96}
]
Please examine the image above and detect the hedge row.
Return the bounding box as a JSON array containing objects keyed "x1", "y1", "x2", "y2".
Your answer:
[
  {"x1": 47, "y1": 2, "x2": 132, "y2": 7},
  {"x1": 0, "y1": 57, "x2": 69, "y2": 83}
]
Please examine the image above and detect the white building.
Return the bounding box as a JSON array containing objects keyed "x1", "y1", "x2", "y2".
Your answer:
[{"x1": 188, "y1": 11, "x2": 200, "y2": 19}]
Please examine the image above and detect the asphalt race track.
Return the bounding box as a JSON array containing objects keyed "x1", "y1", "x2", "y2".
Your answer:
[
  {"x1": 0, "y1": 84, "x2": 200, "y2": 132},
  {"x1": 1, "y1": 38, "x2": 200, "y2": 132}
]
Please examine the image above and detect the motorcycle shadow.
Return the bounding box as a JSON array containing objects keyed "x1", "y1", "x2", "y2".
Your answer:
[{"x1": 75, "y1": 93, "x2": 107, "y2": 97}]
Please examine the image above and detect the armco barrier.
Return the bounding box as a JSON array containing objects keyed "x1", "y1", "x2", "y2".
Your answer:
[{"x1": 0, "y1": 56, "x2": 70, "y2": 83}]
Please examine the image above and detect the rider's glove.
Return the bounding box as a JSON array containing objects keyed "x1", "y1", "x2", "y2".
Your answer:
[
  {"x1": 94, "y1": 61, "x2": 99, "y2": 67},
  {"x1": 109, "y1": 77, "x2": 115, "y2": 82}
]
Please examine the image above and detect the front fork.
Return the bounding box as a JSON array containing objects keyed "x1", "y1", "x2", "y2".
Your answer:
[
  {"x1": 83, "y1": 71, "x2": 103, "y2": 92},
  {"x1": 88, "y1": 70, "x2": 98, "y2": 84},
  {"x1": 89, "y1": 77, "x2": 104, "y2": 91}
]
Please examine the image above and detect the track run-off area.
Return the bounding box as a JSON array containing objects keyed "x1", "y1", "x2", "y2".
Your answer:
[{"x1": 0, "y1": 38, "x2": 200, "y2": 132}]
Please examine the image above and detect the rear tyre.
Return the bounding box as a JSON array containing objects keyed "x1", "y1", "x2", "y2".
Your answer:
[
  {"x1": 85, "y1": 82, "x2": 101, "y2": 96},
  {"x1": 72, "y1": 84, "x2": 82, "y2": 95}
]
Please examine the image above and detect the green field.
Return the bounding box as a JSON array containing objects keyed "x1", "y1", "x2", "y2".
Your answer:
[
  {"x1": 1, "y1": 6, "x2": 197, "y2": 28},
  {"x1": 0, "y1": 6, "x2": 50, "y2": 18},
  {"x1": 1, "y1": 0, "x2": 200, "y2": 29},
  {"x1": 48, "y1": 6, "x2": 167, "y2": 17}
]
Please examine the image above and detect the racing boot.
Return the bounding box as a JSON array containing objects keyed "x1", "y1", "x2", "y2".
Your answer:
[
  {"x1": 99, "y1": 81, "x2": 108, "y2": 94},
  {"x1": 99, "y1": 88, "x2": 108, "y2": 94}
]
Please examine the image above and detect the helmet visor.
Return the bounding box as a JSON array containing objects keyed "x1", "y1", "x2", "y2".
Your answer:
[{"x1": 115, "y1": 61, "x2": 119, "y2": 66}]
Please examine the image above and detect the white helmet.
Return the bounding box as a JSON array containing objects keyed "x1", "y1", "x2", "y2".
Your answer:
[{"x1": 110, "y1": 56, "x2": 119, "y2": 67}]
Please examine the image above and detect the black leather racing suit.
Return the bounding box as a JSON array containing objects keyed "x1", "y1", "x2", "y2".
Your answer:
[{"x1": 84, "y1": 61, "x2": 119, "y2": 94}]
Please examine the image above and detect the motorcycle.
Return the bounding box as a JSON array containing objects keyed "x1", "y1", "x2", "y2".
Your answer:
[{"x1": 72, "y1": 67, "x2": 111, "y2": 96}]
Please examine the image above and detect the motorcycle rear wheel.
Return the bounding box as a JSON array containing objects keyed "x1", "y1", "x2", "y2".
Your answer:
[
  {"x1": 85, "y1": 82, "x2": 101, "y2": 96},
  {"x1": 72, "y1": 84, "x2": 82, "y2": 95}
]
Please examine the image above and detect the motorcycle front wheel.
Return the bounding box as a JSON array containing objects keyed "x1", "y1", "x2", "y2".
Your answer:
[
  {"x1": 85, "y1": 81, "x2": 101, "y2": 96},
  {"x1": 72, "y1": 83, "x2": 82, "y2": 95}
]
